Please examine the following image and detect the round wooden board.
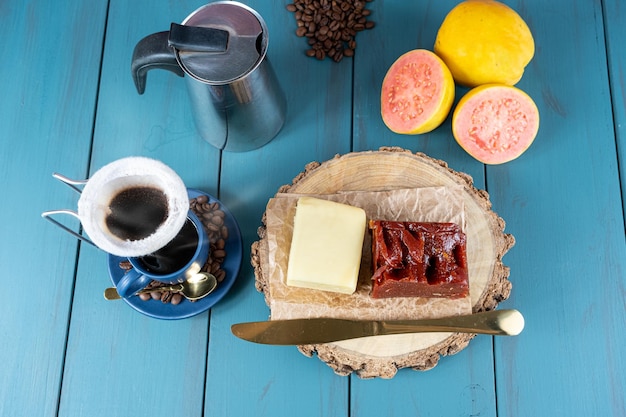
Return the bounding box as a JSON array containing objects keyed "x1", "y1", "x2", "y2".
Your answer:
[{"x1": 251, "y1": 147, "x2": 514, "y2": 378}]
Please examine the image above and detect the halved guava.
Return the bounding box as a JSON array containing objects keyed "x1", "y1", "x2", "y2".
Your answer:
[
  {"x1": 452, "y1": 84, "x2": 539, "y2": 164},
  {"x1": 381, "y1": 49, "x2": 455, "y2": 134}
]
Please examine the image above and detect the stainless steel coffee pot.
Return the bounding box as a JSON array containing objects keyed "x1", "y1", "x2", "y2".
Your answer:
[{"x1": 132, "y1": 2, "x2": 286, "y2": 152}]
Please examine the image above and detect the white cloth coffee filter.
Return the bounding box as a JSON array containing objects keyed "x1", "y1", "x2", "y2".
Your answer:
[{"x1": 77, "y1": 157, "x2": 189, "y2": 257}]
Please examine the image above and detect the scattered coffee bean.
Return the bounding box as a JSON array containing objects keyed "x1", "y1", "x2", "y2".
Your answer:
[
  {"x1": 160, "y1": 290, "x2": 173, "y2": 303},
  {"x1": 138, "y1": 292, "x2": 151, "y2": 301},
  {"x1": 170, "y1": 293, "x2": 183, "y2": 305},
  {"x1": 195, "y1": 195, "x2": 209, "y2": 205},
  {"x1": 215, "y1": 269, "x2": 226, "y2": 283},
  {"x1": 286, "y1": 0, "x2": 375, "y2": 62},
  {"x1": 119, "y1": 260, "x2": 132, "y2": 271},
  {"x1": 213, "y1": 249, "x2": 226, "y2": 259}
]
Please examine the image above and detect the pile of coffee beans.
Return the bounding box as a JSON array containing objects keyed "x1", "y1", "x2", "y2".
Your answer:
[
  {"x1": 121, "y1": 195, "x2": 229, "y2": 305},
  {"x1": 190, "y1": 195, "x2": 228, "y2": 285},
  {"x1": 286, "y1": 0, "x2": 375, "y2": 62}
]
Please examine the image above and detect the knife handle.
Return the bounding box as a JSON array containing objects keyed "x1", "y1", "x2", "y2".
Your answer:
[{"x1": 380, "y1": 309, "x2": 524, "y2": 336}]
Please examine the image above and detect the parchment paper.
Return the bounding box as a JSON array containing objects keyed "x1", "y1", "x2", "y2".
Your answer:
[{"x1": 264, "y1": 186, "x2": 472, "y2": 321}]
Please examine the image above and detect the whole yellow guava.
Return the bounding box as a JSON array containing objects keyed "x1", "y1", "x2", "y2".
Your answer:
[{"x1": 434, "y1": 0, "x2": 535, "y2": 87}]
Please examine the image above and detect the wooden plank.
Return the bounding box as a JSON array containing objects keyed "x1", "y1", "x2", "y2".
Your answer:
[
  {"x1": 0, "y1": 1, "x2": 107, "y2": 417},
  {"x1": 352, "y1": 0, "x2": 488, "y2": 184},
  {"x1": 350, "y1": 0, "x2": 497, "y2": 415},
  {"x1": 604, "y1": 0, "x2": 626, "y2": 216},
  {"x1": 487, "y1": 1, "x2": 626, "y2": 416},
  {"x1": 57, "y1": 1, "x2": 219, "y2": 416},
  {"x1": 204, "y1": 1, "x2": 352, "y2": 415},
  {"x1": 351, "y1": 336, "x2": 497, "y2": 415},
  {"x1": 3, "y1": 0, "x2": 620, "y2": 416}
]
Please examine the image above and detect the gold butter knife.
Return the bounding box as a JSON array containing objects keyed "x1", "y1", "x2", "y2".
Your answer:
[{"x1": 231, "y1": 309, "x2": 524, "y2": 345}]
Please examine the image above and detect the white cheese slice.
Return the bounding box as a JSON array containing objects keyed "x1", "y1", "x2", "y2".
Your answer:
[{"x1": 286, "y1": 197, "x2": 366, "y2": 294}]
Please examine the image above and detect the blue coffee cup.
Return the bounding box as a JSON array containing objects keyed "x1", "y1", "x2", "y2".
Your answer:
[{"x1": 115, "y1": 210, "x2": 209, "y2": 298}]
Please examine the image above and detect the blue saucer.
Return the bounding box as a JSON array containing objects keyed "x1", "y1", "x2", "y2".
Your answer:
[{"x1": 107, "y1": 189, "x2": 242, "y2": 319}]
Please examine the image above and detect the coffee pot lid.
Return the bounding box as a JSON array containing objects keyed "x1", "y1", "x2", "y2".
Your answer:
[{"x1": 170, "y1": 2, "x2": 267, "y2": 85}]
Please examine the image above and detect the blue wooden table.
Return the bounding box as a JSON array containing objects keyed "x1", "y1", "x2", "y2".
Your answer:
[{"x1": 2, "y1": 0, "x2": 625, "y2": 416}]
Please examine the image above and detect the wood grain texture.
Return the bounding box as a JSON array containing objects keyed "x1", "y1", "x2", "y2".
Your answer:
[
  {"x1": 56, "y1": 1, "x2": 219, "y2": 416},
  {"x1": 351, "y1": 335, "x2": 498, "y2": 417},
  {"x1": 488, "y1": 1, "x2": 626, "y2": 416},
  {"x1": 1, "y1": 0, "x2": 624, "y2": 416},
  {"x1": 203, "y1": 0, "x2": 352, "y2": 416},
  {"x1": 349, "y1": 0, "x2": 499, "y2": 413},
  {"x1": 0, "y1": 1, "x2": 107, "y2": 417},
  {"x1": 252, "y1": 149, "x2": 513, "y2": 378},
  {"x1": 604, "y1": 0, "x2": 626, "y2": 218}
]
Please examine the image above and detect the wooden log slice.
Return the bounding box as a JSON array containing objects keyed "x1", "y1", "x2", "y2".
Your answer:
[{"x1": 251, "y1": 147, "x2": 514, "y2": 378}]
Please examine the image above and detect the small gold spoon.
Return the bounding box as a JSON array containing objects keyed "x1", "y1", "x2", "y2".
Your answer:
[{"x1": 104, "y1": 272, "x2": 217, "y2": 301}]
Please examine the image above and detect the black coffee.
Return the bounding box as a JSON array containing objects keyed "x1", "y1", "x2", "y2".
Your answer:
[
  {"x1": 138, "y1": 218, "x2": 198, "y2": 275},
  {"x1": 106, "y1": 186, "x2": 169, "y2": 241}
]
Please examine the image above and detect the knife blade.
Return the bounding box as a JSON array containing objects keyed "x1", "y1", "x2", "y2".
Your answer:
[{"x1": 231, "y1": 309, "x2": 524, "y2": 345}]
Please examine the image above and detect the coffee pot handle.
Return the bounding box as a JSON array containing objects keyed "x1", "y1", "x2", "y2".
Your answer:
[
  {"x1": 131, "y1": 31, "x2": 185, "y2": 94},
  {"x1": 132, "y1": 24, "x2": 230, "y2": 94}
]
